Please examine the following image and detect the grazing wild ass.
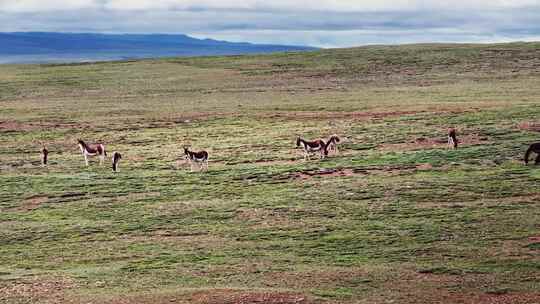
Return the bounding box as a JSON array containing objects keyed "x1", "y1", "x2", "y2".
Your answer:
[
  {"x1": 78, "y1": 139, "x2": 106, "y2": 166},
  {"x1": 524, "y1": 142, "x2": 540, "y2": 165},
  {"x1": 296, "y1": 137, "x2": 328, "y2": 160},
  {"x1": 448, "y1": 128, "x2": 458, "y2": 149},
  {"x1": 40, "y1": 146, "x2": 49, "y2": 166},
  {"x1": 112, "y1": 152, "x2": 122, "y2": 172},
  {"x1": 184, "y1": 147, "x2": 209, "y2": 172},
  {"x1": 326, "y1": 135, "x2": 341, "y2": 155}
]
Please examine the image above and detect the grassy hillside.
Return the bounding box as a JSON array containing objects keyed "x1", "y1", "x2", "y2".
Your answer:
[{"x1": 0, "y1": 43, "x2": 539, "y2": 304}]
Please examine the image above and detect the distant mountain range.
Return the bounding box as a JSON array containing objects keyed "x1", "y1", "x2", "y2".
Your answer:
[{"x1": 0, "y1": 32, "x2": 317, "y2": 64}]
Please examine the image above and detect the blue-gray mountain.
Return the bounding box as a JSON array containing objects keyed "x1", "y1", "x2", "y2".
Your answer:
[{"x1": 0, "y1": 32, "x2": 316, "y2": 64}]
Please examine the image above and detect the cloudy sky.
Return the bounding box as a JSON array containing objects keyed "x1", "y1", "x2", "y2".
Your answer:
[{"x1": 1, "y1": 0, "x2": 539, "y2": 47}]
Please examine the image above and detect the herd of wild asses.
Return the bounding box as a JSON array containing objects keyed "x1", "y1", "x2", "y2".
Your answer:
[{"x1": 37, "y1": 128, "x2": 540, "y2": 173}]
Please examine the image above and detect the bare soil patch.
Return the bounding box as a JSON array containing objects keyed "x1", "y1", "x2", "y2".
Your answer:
[
  {"x1": 496, "y1": 238, "x2": 539, "y2": 260},
  {"x1": 292, "y1": 168, "x2": 357, "y2": 180},
  {"x1": 263, "y1": 268, "x2": 373, "y2": 290},
  {"x1": 261, "y1": 110, "x2": 421, "y2": 120},
  {"x1": 0, "y1": 120, "x2": 88, "y2": 132},
  {"x1": 98, "y1": 289, "x2": 314, "y2": 304},
  {"x1": 0, "y1": 121, "x2": 36, "y2": 132},
  {"x1": 252, "y1": 159, "x2": 297, "y2": 166},
  {"x1": 189, "y1": 289, "x2": 310, "y2": 304},
  {"x1": 0, "y1": 277, "x2": 75, "y2": 303},
  {"x1": 290, "y1": 165, "x2": 421, "y2": 180},
  {"x1": 442, "y1": 292, "x2": 540, "y2": 304},
  {"x1": 377, "y1": 270, "x2": 540, "y2": 304},
  {"x1": 231, "y1": 159, "x2": 297, "y2": 166},
  {"x1": 18, "y1": 195, "x2": 49, "y2": 211},
  {"x1": 518, "y1": 121, "x2": 540, "y2": 132},
  {"x1": 528, "y1": 235, "x2": 540, "y2": 243}
]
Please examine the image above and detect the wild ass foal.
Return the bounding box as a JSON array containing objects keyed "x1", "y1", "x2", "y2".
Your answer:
[
  {"x1": 112, "y1": 152, "x2": 122, "y2": 172},
  {"x1": 184, "y1": 147, "x2": 209, "y2": 172},
  {"x1": 296, "y1": 137, "x2": 328, "y2": 160},
  {"x1": 326, "y1": 135, "x2": 341, "y2": 155},
  {"x1": 448, "y1": 128, "x2": 458, "y2": 149},
  {"x1": 78, "y1": 139, "x2": 106, "y2": 166},
  {"x1": 40, "y1": 146, "x2": 49, "y2": 166},
  {"x1": 524, "y1": 142, "x2": 540, "y2": 165}
]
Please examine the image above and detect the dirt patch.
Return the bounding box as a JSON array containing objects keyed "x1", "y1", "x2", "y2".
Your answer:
[
  {"x1": 231, "y1": 159, "x2": 298, "y2": 166},
  {"x1": 518, "y1": 121, "x2": 540, "y2": 132},
  {"x1": 528, "y1": 235, "x2": 540, "y2": 243},
  {"x1": 495, "y1": 238, "x2": 539, "y2": 260},
  {"x1": 18, "y1": 195, "x2": 49, "y2": 211},
  {"x1": 189, "y1": 289, "x2": 310, "y2": 304},
  {"x1": 263, "y1": 268, "x2": 373, "y2": 290},
  {"x1": 376, "y1": 270, "x2": 540, "y2": 304},
  {"x1": 252, "y1": 159, "x2": 298, "y2": 166},
  {"x1": 261, "y1": 110, "x2": 421, "y2": 120},
  {"x1": 290, "y1": 165, "x2": 421, "y2": 180},
  {"x1": 0, "y1": 121, "x2": 36, "y2": 132},
  {"x1": 439, "y1": 292, "x2": 540, "y2": 304},
  {"x1": 379, "y1": 134, "x2": 489, "y2": 151},
  {"x1": 0, "y1": 277, "x2": 75, "y2": 303},
  {"x1": 0, "y1": 120, "x2": 88, "y2": 132},
  {"x1": 416, "y1": 163, "x2": 434, "y2": 170},
  {"x1": 291, "y1": 168, "x2": 357, "y2": 180},
  {"x1": 97, "y1": 289, "x2": 314, "y2": 304}
]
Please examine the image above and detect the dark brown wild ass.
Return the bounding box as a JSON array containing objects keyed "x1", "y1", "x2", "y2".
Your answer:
[
  {"x1": 326, "y1": 135, "x2": 341, "y2": 155},
  {"x1": 184, "y1": 147, "x2": 209, "y2": 172},
  {"x1": 112, "y1": 151, "x2": 122, "y2": 172},
  {"x1": 78, "y1": 139, "x2": 106, "y2": 166},
  {"x1": 296, "y1": 137, "x2": 328, "y2": 160},
  {"x1": 448, "y1": 128, "x2": 458, "y2": 149},
  {"x1": 525, "y1": 142, "x2": 540, "y2": 165}
]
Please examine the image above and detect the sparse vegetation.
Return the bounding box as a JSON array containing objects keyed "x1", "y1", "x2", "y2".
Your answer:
[{"x1": 1, "y1": 43, "x2": 539, "y2": 304}]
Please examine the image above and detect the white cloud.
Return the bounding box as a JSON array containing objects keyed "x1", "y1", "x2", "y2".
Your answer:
[
  {"x1": 1, "y1": 0, "x2": 539, "y2": 13},
  {"x1": 0, "y1": 0, "x2": 539, "y2": 47},
  {"x1": 0, "y1": 0, "x2": 97, "y2": 12}
]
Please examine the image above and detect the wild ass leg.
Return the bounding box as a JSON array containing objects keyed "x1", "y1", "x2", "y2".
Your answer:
[
  {"x1": 99, "y1": 154, "x2": 105, "y2": 166},
  {"x1": 535, "y1": 154, "x2": 540, "y2": 165},
  {"x1": 84, "y1": 153, "x2": 89, "y2": 166}
]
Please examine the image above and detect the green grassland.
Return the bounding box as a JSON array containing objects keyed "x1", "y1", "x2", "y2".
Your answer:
[{"x1": 0, "y1": 43, "x2": 539, "y2": 303}]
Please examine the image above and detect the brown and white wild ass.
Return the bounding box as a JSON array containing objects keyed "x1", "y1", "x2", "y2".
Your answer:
[
  {"x1": 112, "y1": 152, "x2": 122, "y2": 172},
  {"x1": 524, "y1": 142, "x2": 540, "y2": 165},
  {"x1": 78, "y1": 139, "x2": 106, "y2": 166},
  {"x1": 40, "y1": 146, "x2": 49, "y2": 166},
  {"x1": 326, "y1": 135, "x2": 341, "y2": 155},
  {"x1": 184, "y1": 147, "x2": 208, "y2": 172},
  {"x1": 296, "y1": 137, "x2": 328, "y2": 160},
  {"x1": 448, "y1": 128, "x2": 458, "y2": 149}
]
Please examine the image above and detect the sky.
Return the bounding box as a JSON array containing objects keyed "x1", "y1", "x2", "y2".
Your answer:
[{"x1": 0, "y1": 0, "x2": 539, "y2": 48}]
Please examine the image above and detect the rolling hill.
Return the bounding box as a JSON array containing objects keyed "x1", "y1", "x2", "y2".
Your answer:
[
  {"x1": 0, "y1": 32, "x2": 316, "y2": 64},
  {"x1": 1, "y1": 43, "x2": 539, "y2": 303}
]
